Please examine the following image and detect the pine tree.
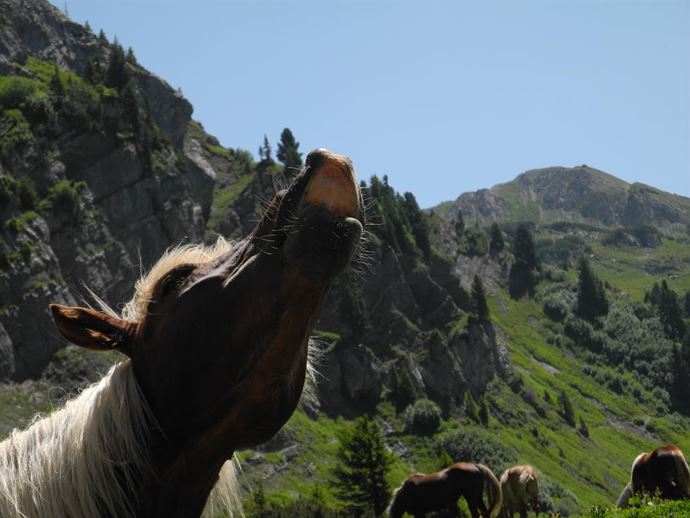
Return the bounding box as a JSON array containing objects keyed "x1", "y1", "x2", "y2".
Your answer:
[
  {"x1": 471, "y1": 275, "x2": 490, "y2": 321},
  {"x1": 402, "y1": 192, "x2": 431, "y2": 258},
  {"x1": 332, "y1": 416, "x2": 393, "y2": 516},
  {"x1": 276, "y1": 128, "x2": 302, "y2": 174},
  {"x1": 48, "y1": 65, "x2": 65, "y2": 107},
  {"x1": 105, "y1": 42, "x2": 129, "y2": 91},
  {"x1": 575, "y1": 257, "x2": 609, "y2": 321},
  {"x1": 670, "y1": 335, "x2": 690, "y2": 413},
  {"x1": 657, "y1": 282, "x2": 687, "y2": 341},
  {"x1": 558, "y1": 390, "x2": 576, "y2": 426},
  {"x1": 684, "y1": 289, "x2": 690, "y2": 318},
  {"x1": 578, "y1": 417, "x2": 589, "y2": 437},
  {"x1": 98, "y1": 29, "x2": 108, "y2": 45},
  {"x1": 464, "y1": 392, "x2": 480, "y2": 423},
  {"x1": 126, "y1": 47, "x2": 139, "y2": 66},
  {"x1": 478, "y1": 396, "x2": 490, "y2": 426},
  {"x1": 509, "y1": 224, "x2": 539, "y2": 298},
  {"x1": 258, "y1": 134, "x2": 272, "y2": 163},
  {"x1": 455, "y1": 209, "x2": 465, "y2": 237},
  {"x1": 489, "y1": 222, "x2": 505, "y2": 255}
]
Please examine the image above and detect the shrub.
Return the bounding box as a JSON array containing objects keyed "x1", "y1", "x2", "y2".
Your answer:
[
  {"x1": 435, "y1": 427, "x2": 517, "y2": 474},
  {"x1": 542, "y1": 292, "x2": 571, "y2": 322},
  {"x1": 538, "y1": 476, "x2": 579, "y2": 516},
  {"x1": 403, "y1": 398, "x2": 442, "y2": 435}
]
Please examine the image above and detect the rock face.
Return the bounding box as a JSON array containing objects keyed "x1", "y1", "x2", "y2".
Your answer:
[
  {"x1": 0, "y1": 0, "x2": 219, "y2": 380},
  {"x1": 435, "y1": 166, "x2": 690, "y2": 233}
]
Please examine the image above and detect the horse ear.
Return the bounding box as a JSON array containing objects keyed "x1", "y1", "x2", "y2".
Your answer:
[{"x1": 50, "y1": 304, "x2": 136, "y2": 357}]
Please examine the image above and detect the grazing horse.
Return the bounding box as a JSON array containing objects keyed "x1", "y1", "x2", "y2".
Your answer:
[
  {"x1": 499, "y1": 465, "x2": 539, "y2": 518},
  {"x1": 617, "y1": 444, "x2": 690, "y2": 508},
  {"x1": 388, "y1": 462, "x2": 502, "y2": 518},
  {"x1": 0, "y1": 149, "x2": 364, "y2": 518}
]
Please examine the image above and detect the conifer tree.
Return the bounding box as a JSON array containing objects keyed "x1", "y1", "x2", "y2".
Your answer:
[
  {"x1": 509, "y1": 224, "x2": 539, "y2": 298},
  {"x1": 558, "y1": 390, "x2": 576, "y2": 426},
  {"x1": 464, "y1": 392, "x2": 480, "y2": 423},
  {"x1": 578, "y1": 417, "x2": 589, "y2": 437},
  {"x1": 489, "y1": 222, "x2": 505, "y2": 255},
  {"x1": 671, "y1": 336, "x2": 690, "y2": 413},
  {"x1": 657, "y1": 282, "x2": 687, "y2": 341},
  {"x1": 402, "y1": 192, "x2": 431, "y2": 258},
  {"x1": 126, "y1": 47, "x2": 138, "y2": 66},
  {"x1": 471, "y1": 274, "x2": 490, "y2": 321},
  {"x1": 575, "y1": 257, "x2": 609, "y2": 321},
  {"x1": 332, "y1": 416, "x2": 392, "y2": 516},
  {"x1": 455, "y1": 209, "x2": 465, "y2": 237},
  {"x1": 105, "y1": 42, "x2": 129, "y2": 91},
  {"x1": 49, "y1": 65, "x2": 64, "y2": 107},
  {"x1": 684, "y1": 289, "x2": 690, "y2": 318},
  {"x1": 276, "y1": 128, "x2": 302, "y2": 174},
  {"x1": 258, "y1": 134, "x2": 272, "y2": 163},
  {"x1": 478, "y1": 396, "x2": 490, "y2": 426}
]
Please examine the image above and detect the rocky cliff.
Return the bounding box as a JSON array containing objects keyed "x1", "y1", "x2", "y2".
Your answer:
[{"x1": 0, "y1": 0, "x2": 217, "y2": 380}]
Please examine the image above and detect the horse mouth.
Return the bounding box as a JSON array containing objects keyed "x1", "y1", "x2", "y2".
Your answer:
[{"x1": 268, "y1": 148, "x2": 364, "y2": 281}]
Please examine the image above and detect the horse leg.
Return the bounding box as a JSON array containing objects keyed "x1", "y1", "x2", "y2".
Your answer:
[
  {"x1": 477, "y1": 497, "x2": 489, "y2": 517},
  {"x1": 519, "y1": 502, "x2": 527, "y2": 518},
  {"x1": 467, "y1": 500, "x2": 480, "y2": 518}
]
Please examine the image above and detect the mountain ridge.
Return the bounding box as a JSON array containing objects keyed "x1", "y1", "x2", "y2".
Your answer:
[{"x1": 433, "y1": 165, "x2": 690, "y2": 233}]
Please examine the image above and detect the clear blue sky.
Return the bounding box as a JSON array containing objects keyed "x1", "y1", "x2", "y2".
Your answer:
[{"x1": 52, "y1": 0, "x2": 689, "y2": 208}]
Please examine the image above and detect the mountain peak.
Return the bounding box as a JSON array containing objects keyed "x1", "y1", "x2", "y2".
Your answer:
[{"x1": 435, "y1": 166, "x2": 689, "y2": 231}]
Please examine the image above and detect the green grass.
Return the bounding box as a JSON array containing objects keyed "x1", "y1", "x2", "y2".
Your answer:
[
  {"x1": 206, "y1": 174, "x2": 255, "y2": 234},
  {"x1": 590, "y1": 238, "x2": 690, "y2": 301},
  {"x1": 486, "y1": 290, "x2": 690, "y2": 510},
  {"x1": 578, "y1": 498, "x2": 690, "y2": 517}
]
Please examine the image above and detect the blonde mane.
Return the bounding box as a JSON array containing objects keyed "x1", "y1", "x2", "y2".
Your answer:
[{"x1": 0, "y1": 240, "x2": 244, "y2": 517}]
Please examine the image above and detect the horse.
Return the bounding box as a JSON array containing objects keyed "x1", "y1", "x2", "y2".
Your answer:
[
  {"x1": 617, "y1": 444, "x2": 690, "y2": 508},
  {"x1": 0, "y1": 148, "x2": 364, "y2": 518},
  {"x1": 388, "y1": 462, "x2": 503, "y2": 518},
  {"x1": 499, "y1": 465, "x2": 538, "y2": 518}
]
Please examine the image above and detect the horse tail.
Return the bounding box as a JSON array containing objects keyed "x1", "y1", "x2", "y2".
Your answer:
[
  {"x1": 672, "y1": 447, "x2": 690, "y2": 497},
  {"x1": 477, "y1": 464, "x2": 502, "y2": 518},
  {"x1": 617, "y1": 482, "x2": 634, "y2": 508}
]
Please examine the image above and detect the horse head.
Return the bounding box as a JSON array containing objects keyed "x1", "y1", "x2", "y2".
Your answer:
[{"x1": 49, "y1": 148, "x2": 363, "y2": 514}]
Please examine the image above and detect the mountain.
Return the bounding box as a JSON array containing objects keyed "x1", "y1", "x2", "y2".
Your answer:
[
  {"x1": 434, "y1": 166, "x2": 690, "y2": 233},
  {"x1": 2, "y1": 3, "x2": 690, "y2": 517}
]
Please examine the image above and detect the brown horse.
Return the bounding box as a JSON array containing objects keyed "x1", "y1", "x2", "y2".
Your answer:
[
  {"x1": 0, "y1": 149, "x2": 363, "y2": 518},
  {"x1": 388, "y1": 462, "x2": 503, "y2": 518},
  {"x1": 617, "y1": 444, "x2": 690, "y2": 508},
  {"x1": 499, "y1": 465, "x2": 539, "y2": 518}
]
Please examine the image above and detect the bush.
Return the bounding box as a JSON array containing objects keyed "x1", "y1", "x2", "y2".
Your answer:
[
  {"x1": 538, "y1": 476, "x2": 579, "y2": 516},
  {"x1": 542, "y1": 292, "x2": 572, "y2": 322},
  {"x1": 435, "y1": 427, "x2": 517, "y2": 474},
  {"x1": 403, "y1": 398, "x2": 442, "y2": 435}
]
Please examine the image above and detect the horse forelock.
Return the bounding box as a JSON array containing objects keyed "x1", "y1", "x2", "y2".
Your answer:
[{"x1": 120, "y1": 237, "x2": 235, "y2": 322}]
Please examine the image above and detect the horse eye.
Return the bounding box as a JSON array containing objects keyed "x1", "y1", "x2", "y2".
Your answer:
[{"x1": 155, "y1": 265, "x2": 196, "y2": 299}]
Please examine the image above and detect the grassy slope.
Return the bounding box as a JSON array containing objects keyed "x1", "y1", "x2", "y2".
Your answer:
[{"x1": 235, "y1": 232, "x2": 690, "y2": 515}]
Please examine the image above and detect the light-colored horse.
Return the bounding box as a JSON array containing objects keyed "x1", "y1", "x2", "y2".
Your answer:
[
  {"x1": 617, "y1": 444, "x2": 690, "y2": 508},
  {"x1": 0, "y1": 149, "x2": 364, "y2": 518},
  {"x1": 500, "y1": 465, "x2": 539, "y2": 518}
]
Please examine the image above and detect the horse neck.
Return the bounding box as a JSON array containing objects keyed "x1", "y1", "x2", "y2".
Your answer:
[{"x1": 137, "y1": 436, "x2": 239, "y2": 518}]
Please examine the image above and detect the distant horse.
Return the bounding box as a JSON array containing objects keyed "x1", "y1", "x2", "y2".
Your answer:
[
  {"x1": 0, "y1": 149, "x2": 364, "y2": 518},
  {"x1": 617, "y1": 444, "x2": 690, "y2": 508},
  {"x1": 499, "y1": 465, "x2": 539, "y2": 518},
  {"x1": 388, "y1": 462, "x2": 502, "y2": 518}
]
